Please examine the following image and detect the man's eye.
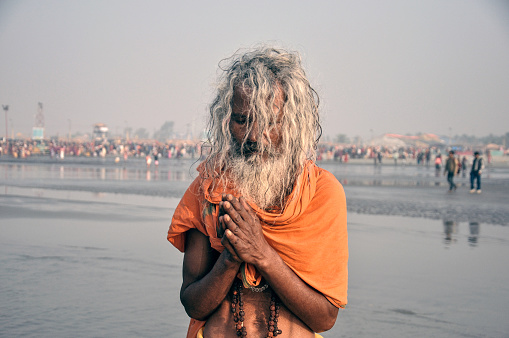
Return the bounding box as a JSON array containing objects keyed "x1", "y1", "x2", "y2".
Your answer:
[{"x1": 233, "y1": 115, "x2": 247, "y2": 124}]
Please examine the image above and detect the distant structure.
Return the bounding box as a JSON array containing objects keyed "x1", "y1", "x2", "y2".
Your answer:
[
  {"x1": 2, "y1": 105, "x2": 8, "y2": 140},
  {"x1": 32, "y1": 102, "x2": 45, "y2": 140},
  {"x1": 369, "y1": 133, "x2": 444, "y2": 148},
  {"x1": 93, "y1": 123, "x2": 108, "y2": 140}
]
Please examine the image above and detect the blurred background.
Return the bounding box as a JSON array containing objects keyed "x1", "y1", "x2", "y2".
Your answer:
[{"x1": 1, "y1": 0, "x2": 508, "y2": 144}]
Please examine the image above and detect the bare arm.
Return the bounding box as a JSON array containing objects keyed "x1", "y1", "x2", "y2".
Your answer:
[
  {"x1": 180, "y1": 228, "x2": 242, "y2": 320},
  {"x1": 259, "y1": 247, "x2": 339, "y2": 332},
  {"x1": 221, "y1": 195, "x2": 339, "y2": 332}
]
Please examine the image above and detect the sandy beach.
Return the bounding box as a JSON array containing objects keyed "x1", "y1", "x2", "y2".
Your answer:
[{"x1": 1, "y1": 157, "x2": 508, "y2": 337}]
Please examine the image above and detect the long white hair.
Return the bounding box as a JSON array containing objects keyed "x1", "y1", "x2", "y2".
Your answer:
[{"x1": 203, "y1": 46, "x2": 322, "y2": 209}]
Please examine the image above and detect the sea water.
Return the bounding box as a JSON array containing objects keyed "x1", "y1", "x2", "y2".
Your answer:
[{"x1": 1, "y1": 158, "x2": 508, "y2": 337}]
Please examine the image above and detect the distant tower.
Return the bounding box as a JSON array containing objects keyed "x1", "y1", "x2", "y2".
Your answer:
[
  {"x1": 32, "y1": 102, "x2": 45, "y2": 140},
  {"x1": 35, "y1": 102, "x2": 45, "y2": 128},
  {"x1": 2, "y1": 105, "x2": 8, "y2": 140}
]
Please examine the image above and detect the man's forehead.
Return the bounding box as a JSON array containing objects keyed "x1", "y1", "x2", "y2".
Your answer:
[
  {"x1": 234, "y1": 85, "x2": 252, "y2": 97},
  {"x1": 233, "y1": 85, "x2": 284, "y2": 100}
]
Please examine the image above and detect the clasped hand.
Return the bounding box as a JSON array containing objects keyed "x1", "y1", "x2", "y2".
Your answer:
[{"x1": 218, "y1": 194, "x2": 270, "y2": 266}]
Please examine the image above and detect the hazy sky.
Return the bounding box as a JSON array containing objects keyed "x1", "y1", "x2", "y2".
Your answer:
[{"x1": 1, "y1": 0, "x2": 508, "y2": 141}]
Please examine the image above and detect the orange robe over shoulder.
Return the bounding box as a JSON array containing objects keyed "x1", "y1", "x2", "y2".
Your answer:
[{"x1": 167, "y1": 161, "x2": 348, "y2": 338}]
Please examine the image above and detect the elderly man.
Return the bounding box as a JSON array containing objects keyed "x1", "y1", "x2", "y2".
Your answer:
[{"x1": 168, "y1": 47, "x2": 348, "y2": 338}]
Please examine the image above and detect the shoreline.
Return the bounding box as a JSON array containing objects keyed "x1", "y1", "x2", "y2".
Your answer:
[{"x1": 1, "y1": 154, "x2": 508, "y2": 168}]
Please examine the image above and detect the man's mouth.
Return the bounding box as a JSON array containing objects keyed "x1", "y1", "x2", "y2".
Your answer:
[
  {"x1": 242, "y1": 141, "x2": 259, "y2": 156},
  {"x1": 232, "y1": 140, "x2": 278, "y2": 160}
]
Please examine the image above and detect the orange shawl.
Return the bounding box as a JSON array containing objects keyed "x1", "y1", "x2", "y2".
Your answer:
[{"x1": 168, "y1": 161, "x2": 348, "y2": 338}]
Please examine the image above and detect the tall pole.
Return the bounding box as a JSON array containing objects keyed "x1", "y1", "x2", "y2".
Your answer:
[
  {"x1": 125, "y1": 120, "x2": 129, "y2": 142},
  {"x1": 68, "y1": 119, "x2": 71, "y2": 142},
  {"x1": 2, "y1": 105, "x2": 8, "y2": 140}
]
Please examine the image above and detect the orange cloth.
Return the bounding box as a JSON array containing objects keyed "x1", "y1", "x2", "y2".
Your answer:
[
  {"x1": 168, "y1": 161, "x2": 348, "y2": 338},
  {"x1": 197, "y1": 327, "x2": 324, "y2": 338}
]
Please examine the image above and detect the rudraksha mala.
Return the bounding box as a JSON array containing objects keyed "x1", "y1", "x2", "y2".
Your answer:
[{"x1": 231, "y1": 279, "x2": 282, "y2": 337}]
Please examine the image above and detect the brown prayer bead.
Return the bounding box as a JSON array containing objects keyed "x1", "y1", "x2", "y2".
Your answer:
[{"x1": 231, "y1": 280, "x2": 282, "y2": 337}]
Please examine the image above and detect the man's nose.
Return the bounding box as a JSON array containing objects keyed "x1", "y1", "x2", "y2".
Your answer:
[{"x1": 247, "y1": 121, "x2": 259, "y2": 142}]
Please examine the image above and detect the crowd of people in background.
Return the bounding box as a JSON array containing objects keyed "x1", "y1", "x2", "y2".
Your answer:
[
  {"x1": 0, "y1": 138, "x2": 498, "y2": 169},
  {"x1": 0, "y1": 138, "x2": 202, "y2": 161},
  {"x1": 316, "y1": 143, "x2": 493, "y2": 167}
]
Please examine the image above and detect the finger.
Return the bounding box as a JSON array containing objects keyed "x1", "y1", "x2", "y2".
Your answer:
[
  {"x1": 221, "y1": 233, "x2": 241, "y2": 261},
  {"x1": 225, "y1": 195, "x2": 251, "y2": 222},
  {"x1": 222, "y1": 201, "x2": 246, "y2": 226},
  {"x1": 224, "y1": 228, "x2": 241, "y2": 247},
  {"x1": 239, "y1": 196, "x2": 259, "y2": 225},
  {"x1": 239, "y1": 196, "x2": 255, "y2": 217},
  {"x1": 223, "y1": 214, "x2": 243, "y2": 238},
  {"x1": 225, "y1": 194, "x2": 244, "y2": 214}
]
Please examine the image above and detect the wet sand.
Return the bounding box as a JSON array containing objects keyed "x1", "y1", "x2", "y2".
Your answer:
[{"x1": 1, "y1": 158, "x2": 508, "y2": 337}]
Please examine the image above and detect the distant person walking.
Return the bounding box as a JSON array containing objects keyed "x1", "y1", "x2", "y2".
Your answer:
[
  {"x1": 434, "y1": 154, "x2": 442, "y2": 170},
  {"x1": 461, "y1": 156, "x2": 468, "y2": 177},
  {"x1": 470, "y1": 151, "x2": 484, "y2": 193},
  {"x1": 444, "y1": 150, "x2": 458, "y2": 192}
]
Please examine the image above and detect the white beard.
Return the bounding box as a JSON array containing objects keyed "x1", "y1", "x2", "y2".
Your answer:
[{"x1": 229, "y1": 152, "x2": 293, "y2": 210}]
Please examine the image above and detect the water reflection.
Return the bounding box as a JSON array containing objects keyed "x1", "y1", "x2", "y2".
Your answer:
[
  {"x1": 340, "y1": 179, "x2": 447, "y2": 187},
  {"x1": 1, "y1": 161, "x2": 198, "y2": 183},
  {"x1": 5, "y1": 161, "x2": 509, "y2": 187},
  {"x1": 443, "y1": 219, "x2": 481, "y2": 247},
  {"x1": 468, "y1": 221, "x2": 480, "y2": 247},
  {"x1": 443, "y1": 220, "x2": 458, "y2": 245}
]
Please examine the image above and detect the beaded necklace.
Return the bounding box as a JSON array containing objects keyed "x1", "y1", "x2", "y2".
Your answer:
[{"x1": 231, "y1": 279, "x2": 282, "y2": 337}]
